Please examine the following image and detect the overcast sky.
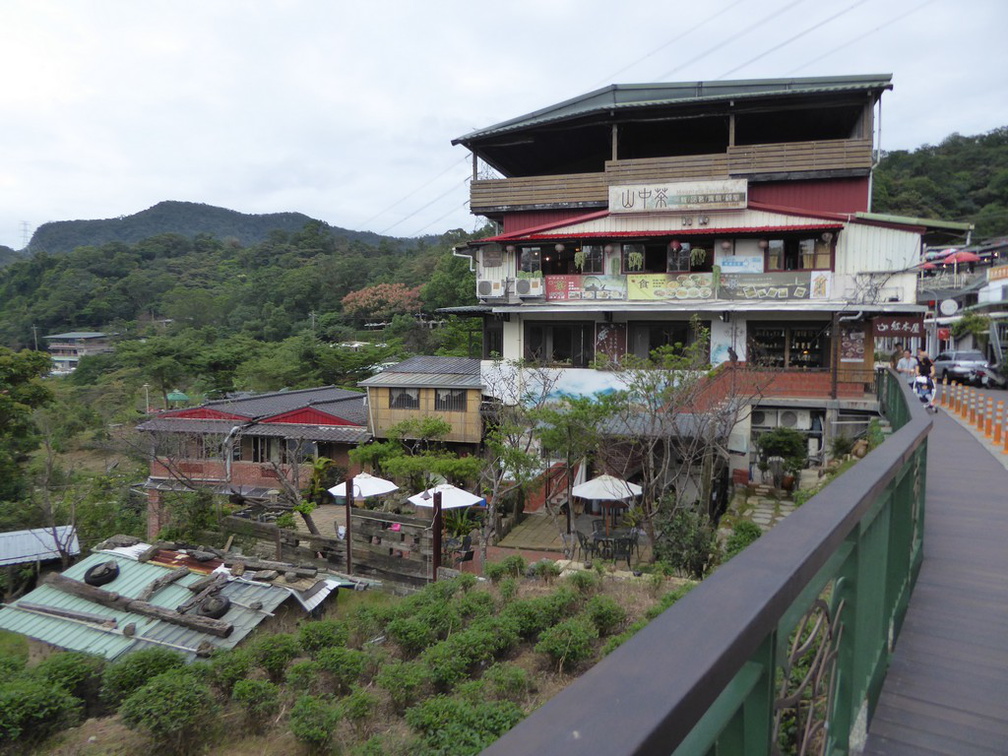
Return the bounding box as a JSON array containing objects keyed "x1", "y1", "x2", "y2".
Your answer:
[{"x1": 1, "y1": 0, "x2": 1005, "y2": 250}]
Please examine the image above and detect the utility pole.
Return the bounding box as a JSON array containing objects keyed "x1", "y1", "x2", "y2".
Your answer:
[{"x1": 32, "y1": 324, "x2": 39, "y2": 351}]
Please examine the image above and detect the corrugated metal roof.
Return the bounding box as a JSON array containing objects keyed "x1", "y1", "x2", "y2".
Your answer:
[
  {"x1": 201, "y1": 386, "x2": 365, "y2": 420},
  {"x1": 0, "y1": 546, "x2": 339, "y2": 662},
  {"x1": 359, "y1": 371, "x2": 484, "y2": 389},
  {"x1": 453, "y1": 75, "x2": 893, "y2": 146},
  {"x1": 138, "y1": 417, "x2": 371, "y2": 444},
  {"x1": 0, "y1": 527, "x2": 80, "y2": 566},
  {"x1": 42, "y1": 331, "x2": 110, "y2": 340},
  {"x1": 382, "y1": 356, "x2": 481, "y2": 375}
]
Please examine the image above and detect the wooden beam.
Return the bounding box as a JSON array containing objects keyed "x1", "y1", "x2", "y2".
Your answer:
[
  {"x1": 45, "y1": 573, "x2": 233, "y2": 638},
  {"x1": 17, "y1": 601, "x2": 117, "y2": 627},
  {"x1": 223, "y1": 557, "x2": 317, "y2": 578},
  {"x1": 137, "y1": 566, "x2": 190, "y2": 602}
]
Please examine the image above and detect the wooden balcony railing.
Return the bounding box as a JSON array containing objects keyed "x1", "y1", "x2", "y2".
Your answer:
[
  {"x1": 484, "y1": 369, "x2": 929, "y2": 755},
  {"x1": 470, "y1": 139, "x2": 874, "y2": 212}
]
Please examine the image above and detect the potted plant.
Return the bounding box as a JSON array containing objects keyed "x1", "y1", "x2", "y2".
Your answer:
[{"x1": 756, "y1": 427, "x2": 808, "y2": 490}]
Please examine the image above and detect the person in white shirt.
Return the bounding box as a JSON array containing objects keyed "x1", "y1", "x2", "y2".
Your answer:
[{"x1": 895, "y1": 349, "x2": 918, "y2": 385}]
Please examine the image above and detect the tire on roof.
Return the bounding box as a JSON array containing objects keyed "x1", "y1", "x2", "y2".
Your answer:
[{"x1": 84, "y1": 560, "x2": 120, "y2": 587}]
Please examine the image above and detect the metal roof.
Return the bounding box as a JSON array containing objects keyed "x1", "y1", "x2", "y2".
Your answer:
[
  {"x1": 453, "y1": 75, "x2": 893, "y2": 146},
  {"x1": 0, "y1": 527, "x2": 80, "y2": 566},
  {"x1": 137, "y1": 416, "x2": 371, "y2": 444},
  {"x1": 358, "y1": 357, "x2": 483, "y2": 389},
  {"x1": 42, "y1": 331, "x2": 110, "y2": 340},
  {"x1": 0, "y1": 545, "x2": 341, "y2": 662},
  {"x1": 200, "y1": 386, "x2": 366, "y2": 420}
]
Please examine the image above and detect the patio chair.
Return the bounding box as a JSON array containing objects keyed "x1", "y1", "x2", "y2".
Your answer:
[
  {"x1": 575, "y1": 530, "x2": 597, "y2": 563},
  {"x1": 611, "y1": 536, "x2": 634, "y2": 569},
  {"x1": 591, "y1": 518, "x2": 605, "y2": 534}
]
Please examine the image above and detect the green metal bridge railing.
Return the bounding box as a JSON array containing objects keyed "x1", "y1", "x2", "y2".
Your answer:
[{"x1": 484, "y1": 369, "x2": 930, "y2": 755}]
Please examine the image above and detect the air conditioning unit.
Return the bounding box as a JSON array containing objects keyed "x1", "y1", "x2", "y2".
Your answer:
[
  {"x1": 515, "y1": 277, "x2": 544, "y2": 298},
  {"x1": 477, "y1": 279, "x2": 505, "y2": 298},
  {"x1": 751, "y1": 409, "x2": 778, "y2": 428},
  {"x1": 779, "y1": 409, "x2": 812, "y2": 430}
]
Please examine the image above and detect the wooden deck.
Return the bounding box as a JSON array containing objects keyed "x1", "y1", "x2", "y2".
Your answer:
[{"x1": 863, "y1": 406, "x2": 1008, "y2": 755}]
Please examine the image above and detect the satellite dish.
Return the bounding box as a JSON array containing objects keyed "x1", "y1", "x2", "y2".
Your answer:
[{"x1": 939, "y1": 299, "x2": 959, "y2": 316}]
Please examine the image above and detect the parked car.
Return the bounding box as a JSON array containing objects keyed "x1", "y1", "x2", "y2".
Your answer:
[
  {"x1": 969, "y1": 364, "x2": 1008, "y2": 389},
  {"x1": 933, "y1": 350, "x2": 991, "y2": 385}
]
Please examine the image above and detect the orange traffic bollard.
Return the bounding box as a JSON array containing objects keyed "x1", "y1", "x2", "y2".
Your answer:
[
  {"x1": 939, "y1": 377, "x2": 948, "y2": 407},
  {"x1": 967, "y1": 388, "x2": 976, "y2": 423},
  {"x1": 985, "y1": 398, "x2": 994, "y2": 438},
  {"x1": 994, "y1": 401, "x2": 1004, "y2": 446}
]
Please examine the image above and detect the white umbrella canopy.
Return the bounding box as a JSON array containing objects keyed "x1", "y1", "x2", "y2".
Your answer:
[
  {"x1": 571, "y1": 474, "x2": 642, "y2": 501},
  {"x1": 328, "y1": 473, "x2": 399, "y2": 499},
  {"x1": 409, "y1": 483, "x2": 485, "y2": 509}
]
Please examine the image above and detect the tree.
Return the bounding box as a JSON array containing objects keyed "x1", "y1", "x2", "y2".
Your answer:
[
  {"x1": 341, "y1": 283, "x2": 422, "y2": 322},
  {"x1": 0, "y1": 348, "x2": 53, "y2": 502}
]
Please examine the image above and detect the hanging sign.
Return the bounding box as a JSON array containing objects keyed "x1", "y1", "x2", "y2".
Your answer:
[
  {"x1": 545, "y1": 275, "x2": 627, "y2": 301},
  {"x1": 871, "y1": 315, "x2": 924, "y2": 337},
  {"x1": 609, "y1": 178, "x2": 747, "y2": 213}
]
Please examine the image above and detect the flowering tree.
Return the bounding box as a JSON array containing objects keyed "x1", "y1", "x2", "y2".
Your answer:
[{"x1": 341, "y1": 283, "x2": 422, "y2": 322}]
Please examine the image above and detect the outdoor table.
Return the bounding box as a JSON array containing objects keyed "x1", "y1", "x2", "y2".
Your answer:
[{"x1": 593, "y1": 533, "x2": 615, "y2": 559}]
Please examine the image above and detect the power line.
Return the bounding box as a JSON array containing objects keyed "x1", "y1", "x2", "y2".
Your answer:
[
  {"x1": 380, "y1": 176, "x2": 470, "y2": 235},
  {"x1": 358, "y1": 154, "x2": 470, "y2": 228},
  {"x1": 716, "y1": 0, "x2": 871, "y2": 79},
  {"x1": 590, "y1": 0, "x2": 749, "y2": 88},
  {"x1": 783, "y1": 0, "x2": 937, "y2": 75},
  {"x1": 657, "y1": 0, "x2": 809, "y2": 80}
]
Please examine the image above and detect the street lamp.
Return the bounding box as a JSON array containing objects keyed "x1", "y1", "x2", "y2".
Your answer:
[{"x1": 142, "y1": 383, "x2": 150, "y2": 414}]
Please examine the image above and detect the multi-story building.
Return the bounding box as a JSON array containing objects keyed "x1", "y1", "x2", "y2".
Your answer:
[
  {"x1": 449, "y1": 75, "x2": 971, "y2": 480},
  {"x1": 138, "y1": 386, "x2": 371, "y2": 539},
  {"x1": 43, "y1": 331, "x2": 115, "y2": 375}
]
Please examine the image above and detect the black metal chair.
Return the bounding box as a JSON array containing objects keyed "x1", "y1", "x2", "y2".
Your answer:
[
  {"x1": 454, "y1": 535, "x2": 474, "y2": 568},
  {"x1": 611, "y1": 536, "x2": 634, "y2": 568},
  {"x1": 591, "y1": 518, "x2": 605, "y2": 534},
  {"x1": 576, "y1": 530, "x2": 597, "y2": 562}
]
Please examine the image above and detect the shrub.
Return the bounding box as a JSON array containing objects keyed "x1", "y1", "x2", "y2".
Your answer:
[
  {"x1": 500, "y1": 593, "x2": 571, "y2": 641},
  {"x1": 101, "y1": 647, "x2": 186, "y2": 707},
  {"x1": 405, "y1": 695, "x2": 523, "y2": 754},
  {"x1": 0, "y1": 678, "x2": 81, "y2": 745},
  {"x1": 483, "y1": 554, "x2": 526, "y2": 582},
  {"x1": 316, "y1": 646, "x2": 366, "y2": 693},
  {"x1": 653, "y1": 507, "x2": 719, "y2": 579},
  {"x1": 232, "y1": 679, "x2": 280, "y2": 730},
  {"x1": 645, "y1": 583, "x2": 695, "y2": 620},
  {"x1": 386, "y1": 616, "x2": 436, "y2": 658},
  {"x1": 582, "y1": 594, "x2": 627, "y2": 637},
  {"x1": 32, "y1": 651, "x2": 105, "y2": 709},
  {"x1": 724, "y1": 521, "x2": 763, "y2": 561},
  {"x1": 119, "y1": 669, "x2": 218, "y2": 752},
  {"x1": 482, "y1": 662, "x2": 532, "y2": 703},
  {"x1": 566, "y1": 569, "x2": 600, "y2": 595},
  {"x1": 203, "y1": 648, "x2": 252, "y2": 695},
  {"x1": 453, "y1": 588, "x2": 495, "y2": 622},
  {"x1": 342, "y1": 686, "x2": 377, "y2": 731},
  {"x1": 416, "y1": 600, "x2": 463, "y2": 640},
  {"x1": 528, "y1": 559, "x2": 561, "y2": 583},
  {"x1": 420, "y1": 641, "x2": 471, "y2": 691},
  {"x1": 375, "y1": 660, "x2": 431, "y2": 711},
  {"x1": 251, "y1": 633, "x2": 301, "y2": 683},
  {"x1": 286, "y1": 660, "x2": 322, "y2": 694},
  {"x1": 601, "y1": 618, "x2": 648, "y2": 656},
  {"x1": 497, "y1": 576, "x2": 518, "y2": 604},
  {"x1": 299, "y1": 619, "x2": 349, "y2": 656},
  {"x1": 535, "y1": 617, "x2": 598, "y2": 673},
  {"x1": 289, "y1": 694, "x2": 341, "y2": 752}
]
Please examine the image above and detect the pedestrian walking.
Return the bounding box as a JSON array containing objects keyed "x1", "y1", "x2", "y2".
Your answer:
[
  {"x1": 916, "y1": 348, "x2": 937, "y2": 413},
  {"x1": 896, "y1": 348, "x2": 918, "y2": 385}
]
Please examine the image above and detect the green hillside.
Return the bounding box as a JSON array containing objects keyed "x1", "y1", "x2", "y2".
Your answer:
[
  {"x1": 27, "y1": 200, "x2": 424, "y2": 255},
  {"x1": 873, "y1": 126, "x2": 1008, "y2": 238}
]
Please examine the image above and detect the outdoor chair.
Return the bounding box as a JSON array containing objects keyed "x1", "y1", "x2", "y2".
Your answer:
[
  {"x1": 611, "y1": 536, "x2": 634, "y2": 569},
  {"x1": 591, "y1": 518, "x2": 605, "y2": 534},
  {"x1": 575, "y1": 530, "x2": 597, "y2": 563}
]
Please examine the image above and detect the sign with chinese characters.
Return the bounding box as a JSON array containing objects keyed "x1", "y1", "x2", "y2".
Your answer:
[
  {"x1": 595, "y1": 323, "x2": 627, "y2": 360},
  {"x1": 626, "y1": 272, "x2": 715, "y2": 301},
  {"x1": 609, "y1": 178, "x2": 748, "y2": 213},
  {"x1": 716, "y1": 255, "x2": 764, "y2": 275},
  {"x1": 545, "y1": 275, "x2": 627, "y2": 301},
  {"x1": 871, "y1": 315, "x2": 924, "y2": 338},
  {"x1": 719, "y1": 272, "x2": 812, "y2": 300},
  {"x1": 481, "y1": 245, "x2": 502, "y2": 268},
  {"x1": 989, "y1": 264, "x2": 1008, "y2": 282}
]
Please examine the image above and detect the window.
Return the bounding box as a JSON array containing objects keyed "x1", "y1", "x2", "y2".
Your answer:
[
  {"x1": 389, "y1": 387, "x2": 420, "y2": 409},
  {"x1": 519, "y1": 247, "x2": 542, "y2": 276},
  {"x1": 284, "y1": 439, "x2": 317, "y2": 464},
  {"x1": 578, "y1": 245, "x2": 605, "y2": 274},
  {"x1": 525, "y1": 321, "x2": 595, "y2": 367},
  {"x1": 483, "y1": 317, "x2": 503, "y2": 359},
  {"x1": 748, "y1": 323, "x2": 829, "y2": 368},
  {"x1": 251, "y1": 436, "x2": 278, "y2": 464},
  {"x1": 766, "y1": 236, "x2": 833, "y2": 271},
  {"x1": 628, "y1": 322, "x2": 694, "y2": 359},
  {"x1": 435, "y1": 389, "x2": 467, "y2": 412},
  {"x1": 666, "y1": 243, "x2": 692, "y2": 273}
]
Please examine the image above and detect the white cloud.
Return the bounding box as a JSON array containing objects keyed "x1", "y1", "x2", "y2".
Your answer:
[{"x1": 1, "y1": 0, "x2": 1006, "y2": 248}]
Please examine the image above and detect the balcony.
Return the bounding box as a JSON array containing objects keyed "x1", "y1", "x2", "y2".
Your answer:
[{"x1": 470, "y1": 138, "x2": 873, "y2": 213}]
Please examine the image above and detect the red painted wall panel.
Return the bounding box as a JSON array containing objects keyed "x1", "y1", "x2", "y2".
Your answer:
[
  {"x1": 503, "y1": 210, "x2": 601, "y2": 235},
  {"x1": 261, "y1": 407, "x2": 354, "y2": 426},
  {"x1": 750, "y1": 178, "x2": 870, "y2": 215}
]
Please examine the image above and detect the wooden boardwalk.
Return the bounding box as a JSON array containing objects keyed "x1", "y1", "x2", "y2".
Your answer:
[{"x1": 863, "y1": 407, "x2": 1008, "y2": 755}]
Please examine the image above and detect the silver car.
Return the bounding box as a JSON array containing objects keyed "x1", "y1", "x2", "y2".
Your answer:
[{"x1": 933, "y1": 350, "x2": 989, "y2": 385}]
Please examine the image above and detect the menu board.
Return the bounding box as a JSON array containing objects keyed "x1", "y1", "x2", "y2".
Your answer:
[
  {"x1": 839, "y1": 326, "x2": 866, "y2": 364},
  {"x1": 545, "y1": 275, "x2": 627, "y2": 301},
  {"x1": 719, "y1": 272, "x2": 811, "y2": 300},
  {"x1": 626, "y1": 272, "x2": 715, "y2": 301}
]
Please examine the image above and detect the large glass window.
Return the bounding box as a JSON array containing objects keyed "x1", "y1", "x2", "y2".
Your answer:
[
  {"x1": 628, "y1": 321, "x2": 693, "y2": 359},
  {"x1": 748, "y1": 323, "x2": 829, "y2": 368},
  {"x1": 519, "y1": 247, "x2": 542, "y2": 276},
  {"x1": 483, "y1": 317, "x2": 503, "y2": 359},
  {"x1": 525, "y1": 321, "x2": 595, "y2": 367},
  {"x1": 578, "y1": 245, "x2": 605, "y2": 274}
]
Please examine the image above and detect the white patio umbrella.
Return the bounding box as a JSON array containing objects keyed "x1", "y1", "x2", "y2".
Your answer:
[
  {"x1": 571, "y1": 474, "x2": 642, "y2": 501},
  {"x1": 408, "y1": 483, "x2": 485, "y2": 509},
  {"x1": 328, "y1": 473, "x2": 399, "y2": 500}
]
